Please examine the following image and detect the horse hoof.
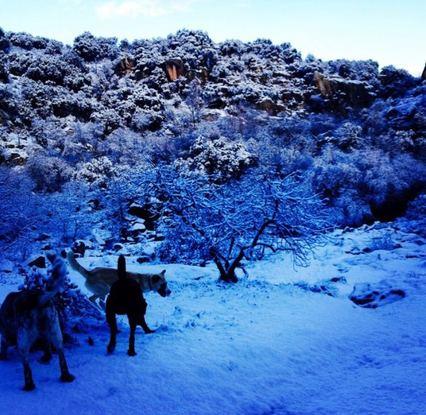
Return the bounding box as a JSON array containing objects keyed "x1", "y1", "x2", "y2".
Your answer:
[
  {"x1": 60, "y1": 373, "x2": 75, "y2": 383},
  {"x1": 23, "y1": 383, "x2": 36, "y2": 391},
  {"x1": 127, "y1": 350, "x2": 137, "y2": 357}
]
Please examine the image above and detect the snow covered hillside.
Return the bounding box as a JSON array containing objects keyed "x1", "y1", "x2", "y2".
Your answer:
[
  {"x1": 0, "y1": 219, "x2": 425, "y2": 415},
  {"x1": 1, "y1": 28, "x2": 425, "y2": 250}
]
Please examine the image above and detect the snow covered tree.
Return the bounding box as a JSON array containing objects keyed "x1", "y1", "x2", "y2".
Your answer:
[
  {"x1": 0, "y1": 27, "x2": 10, "y2": 53},
  {"x1": 90, "y1": 108, "x2": 122, "y2": 135},
  {"x1": 75, "y1": 156, "x2": 116, "y2": 188},
  {"x1": 26, "y1": 154, "x2": 73, "y2": 192},
  {"x1": 379, "y1": 66, "x2": 418, "y2": 98},
  {"x1": 21, "y1": 253, "x2": 102, "y2": 340},
  {"x1": 0, "y1": 168, "x2": 44, "y2": 258},
  {"x1": 184, "y1": 79, "x2": 203, "y2": 126},
  {"x1": 73, "y1": 32, "x2": 118, "y2": 62},
  {"x1": 176, "y1": 135, "x2": 255, "y2": 182},
  {"x1": 140, "y1": 166, "x2": 328, "y2": 282},
  {"x1": 0, "y1": 52, "x2": 8, "y2": 83},
  {"x1": 9, "y1": 32, "x2": 49, "y2": 50},
  {"x1": 0, "y1": 168, "x2": 98, "y2": 259}
]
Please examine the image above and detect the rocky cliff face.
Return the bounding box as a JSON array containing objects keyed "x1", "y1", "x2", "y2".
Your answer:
[{"x1": 1, "y1": 29, "x2": 423, "y2": 145}]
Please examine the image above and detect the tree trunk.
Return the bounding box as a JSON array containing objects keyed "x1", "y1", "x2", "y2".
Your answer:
[
  {"x1": 218, "y1": 269, "x2": 238, "y2": 283},
  {"x1": 213, "y1": 217, "x2": 275, "y2": 283},
  {"x1": 213, "y1": 254, "x2": 240, "y2": 283}
]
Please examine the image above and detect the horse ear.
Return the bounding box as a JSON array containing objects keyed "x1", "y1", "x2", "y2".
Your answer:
[{"x1": 161, "y1": 270, "x2": 166, "y2": 275}]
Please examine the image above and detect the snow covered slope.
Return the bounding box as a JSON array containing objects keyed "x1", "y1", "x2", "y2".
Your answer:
[{"x1": 0, "y1": 219, "x2": 425, "y2": 415}]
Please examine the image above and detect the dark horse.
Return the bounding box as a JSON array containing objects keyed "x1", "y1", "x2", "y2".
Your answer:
[{"x1": 106, "y1": 255, "x2": 154, "y2": 356}]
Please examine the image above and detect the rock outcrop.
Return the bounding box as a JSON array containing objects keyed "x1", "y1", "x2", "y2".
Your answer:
[
  {"x1": 349, "y1": 282, "x2": 406, "y2": 308},
  {"x1": 313, "y1": 71, "x2": 376, "y2": 108},
  {"x1": 164, "y1": 58, "x2": 185, "y2": 81},
  {"x1": 115, "y1": 55, "x2": 135, "y2": 75}
]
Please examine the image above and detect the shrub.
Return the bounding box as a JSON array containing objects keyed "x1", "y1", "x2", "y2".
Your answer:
[
  {"x1": 176, "y1": 135, "x2": 256, "y2": 182},
  {"x1": 379, "y1": 66, "x2": 418, "y2": 98},
  {"x1": 90, "y1": 108, "x2": 123, "y2": 135},
  {"x1": 75, "y1": 156, "x2": 116, "y2": 188},
  {"x1": 25, "y1": 54, "x2": 69, "y2": 84},
  {"x1": 0, "y1": 27, "x2": 11, "y2": 53},
  {"x1": 73, "y1": 32, "x2": 118, "y2": 61},
  {"x1": 0, "y1": 52, "x2": 9, "y2": 82},
  {"x1": 9, "y1": 32, "x2": 48, "y2": 50},
  {"x1": 26, "y1": 155, "x2": 73, "y2": 192},
  {"x1": 21, "y1": 254, "x2": 102, "y2": 339}
]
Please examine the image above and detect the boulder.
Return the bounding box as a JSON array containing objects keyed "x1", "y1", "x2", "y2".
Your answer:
[
  {"x1": 137, "y1": 255, "x2": 152, "y2": 264},
  {"x1": 113, "y1": 243, "x2": 123, "y2": 252},
  {"x1": 72, "y1": 240, "x2": 86, "y2": 257},
  {"x1": 330, "y1": 276, "x2": 347, "y2": 283},
  {"x1": 129, "y1": 221, "x2": 146, "y2": 233},
  {"x1": 349, "y1": 282, "x2": 406, "y2": 308},
  {"x1": 295, "y1": 277, "x2": 347, "y2": 297},
  {"x1": 0, "y1": 147, "x2": 29, "y2": 165},
  {"x1": 115, "y1": 55, "x2": 135, "y2": 76},
  {"x1": 314, "y1": 72, "x2": 333, "y2": 96},
  {"x1": 28, "y1": 255, "x2": 46, "y2": 269},
  {"x1": 345, "y1": 247, "x2": 362, "y2": 255},
  {"x1": 128, "y1": 202, "x2": 160, "y2": 231},
  {"x1": 256, "y1": 97, "x2": 285, "y2": 115},
  {"x1": 88, "y1": 199, "x2": 101, "y2": 210},
  {"x1": 313, "y1": 71, "x2": 375, "y2": 107},
  {"x1": 103, "y1": 238, "x2": 115, "y2": 251},
  {"x1": 34, "y1": 233, "x2": 50, "y2": 242}
]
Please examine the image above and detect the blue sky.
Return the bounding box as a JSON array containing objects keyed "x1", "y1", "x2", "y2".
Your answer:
[{"x1": 1, "y1": 0, "x2": 424, "y2": 75}]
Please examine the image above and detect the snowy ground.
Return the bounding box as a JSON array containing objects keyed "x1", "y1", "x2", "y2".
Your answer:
[{"x1": 0, "y1": 220, "x2": 425, "y2": 415}]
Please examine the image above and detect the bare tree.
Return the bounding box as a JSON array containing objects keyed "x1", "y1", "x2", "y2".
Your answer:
[
  {"x1": 0, "y1": 168, "x2": 43, "y2": 259},
  {"x1": 0, "y1": 168, "x2": 97, "y2": 260},
  {"x1": 185, "y1": 79, "x2": 203, "y2": 127},
  {"x1": 140, "y1": 167, "x2": 329, "y2": 282}
]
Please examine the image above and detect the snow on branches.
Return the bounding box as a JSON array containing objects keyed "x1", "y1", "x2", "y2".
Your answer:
[{"x1": 138, "y1": 166, "x2": 329, "y2": 282}]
